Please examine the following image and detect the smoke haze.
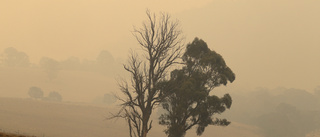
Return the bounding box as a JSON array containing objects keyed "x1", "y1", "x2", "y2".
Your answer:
[{"x1": 0, "y1": 0, "x2": 319, "y2": 137}]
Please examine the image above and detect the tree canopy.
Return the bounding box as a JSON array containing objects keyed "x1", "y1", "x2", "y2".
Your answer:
[
  {"x1": 47, "y1": 91, "x2": 62, "y2": 102},
  {"x1": 1, "y1": 47, "x2": 30, "y2": 67},
  {"x1": 40, "y1": 57, "x2": 60, "y2": 80},
  {"x1": 28, "y1": 86, "x2": 44, "y2": 99},
  {"x1": 159, "y1": 38, "x2": 235, "y2": 137}
]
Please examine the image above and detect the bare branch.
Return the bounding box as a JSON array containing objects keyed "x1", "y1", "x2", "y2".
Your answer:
[{"x1": 111, "y1": 10, "x2": 184, "y2": 137}]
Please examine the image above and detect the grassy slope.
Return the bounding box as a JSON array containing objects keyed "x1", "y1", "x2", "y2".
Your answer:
[
  {"x1": 0, "y1": 67, "x2": 268, "y2": 137},
  {"x1": 0, "y1": 97, "x2": 263, "y2": 137},
  {"x1": 0, "y1": 97, "x2": 125, "y2": 137},
  {"x1": 0, "y1": 132, "x2": 35, "y2": 137}
]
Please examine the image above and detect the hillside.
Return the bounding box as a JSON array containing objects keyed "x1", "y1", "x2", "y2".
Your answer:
[
  {"x1": 0, "y1": 97, "x2": 263, "y2": 137},
  {"x1": 0, "y1": 66, "x2": 118, "y2": 102},
  {"x1": 0, "y1": 132, "x2": 35, "y2": 137}
]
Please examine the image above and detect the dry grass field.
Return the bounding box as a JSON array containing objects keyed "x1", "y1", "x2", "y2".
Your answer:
[
  {"x1": 1, "y1": 67, "x2": 319, "y2": 137},
  {"x1": 0, "y1": 67, "x2": 118, "y2": 102},
  {"x1": 0, "y1": 97, "x2": 263, "y2": 137},
  {"x1": 0, "y1": 132, "x2": 35, "y2": 137}
]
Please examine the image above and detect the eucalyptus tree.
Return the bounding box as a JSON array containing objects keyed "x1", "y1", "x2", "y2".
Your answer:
[{"x1": 159, "y1": 38, "x2": 235, "y2": 137}]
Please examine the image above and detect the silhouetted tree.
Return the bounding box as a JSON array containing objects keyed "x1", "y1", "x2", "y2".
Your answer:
[
  {"x1": 28, "y1": 86, "x2": 44, "y2": 99},
  {"x1": 159, "y1": 38, "x2": 235, "y2": 137},
  {"x1": 40, "y1": 57, "x2": 60, "y2": 80},
  {"x1": 47, "y1": 91, "x2": 62, "y2": 102},
  {"x1": 111, "y1": 10, "x2": 184, "y2": 137},
  {"x1": 1, "y1": 47, "x2": 30, "y2": 67}
]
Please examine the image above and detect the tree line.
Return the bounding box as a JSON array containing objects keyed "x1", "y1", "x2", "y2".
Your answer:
[
  {"x1": 28, "y1": 86, "x2": 62, "y2": 102},
  {"x1": 0, "y1": 47, "x2": 122, "y2": 80}
]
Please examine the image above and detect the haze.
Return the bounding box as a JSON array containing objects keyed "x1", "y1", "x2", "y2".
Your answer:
[
  {"x1": 1, "y1": 0, "x2": 320, "y2": 91},
  {"x1": 0, "y1": 0, "x2": 320, "y2": 137}
]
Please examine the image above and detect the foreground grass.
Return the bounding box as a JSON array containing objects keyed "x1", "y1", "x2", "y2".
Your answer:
[{"x1": 0, "y1": 132, "x2": 35, "y2": 137}]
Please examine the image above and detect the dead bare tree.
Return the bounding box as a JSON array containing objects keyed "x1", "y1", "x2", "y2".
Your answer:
[{"x1": 111, "y1": 10, "x2": 184, "y2": 137}]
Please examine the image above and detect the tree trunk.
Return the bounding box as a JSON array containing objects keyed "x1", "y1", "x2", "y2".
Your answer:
[{"x1": 141, "y1": 116, "x2": 149, "y2": 137}]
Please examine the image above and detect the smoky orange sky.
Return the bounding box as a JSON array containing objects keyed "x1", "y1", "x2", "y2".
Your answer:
[{"x1": 1, "y1": 0, "x2": 319, "y2": 92}]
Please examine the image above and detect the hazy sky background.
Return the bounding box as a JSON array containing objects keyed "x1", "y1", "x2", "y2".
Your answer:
[{"x1": 1, "y1": 0, "x2": 319, "y2": 92}]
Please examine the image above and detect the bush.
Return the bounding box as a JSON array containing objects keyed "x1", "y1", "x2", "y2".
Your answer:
[
  {"x1": 28, "y1": 87, "x2": 44, "y2": 99},
  {"x1": 103, "y1": 93, "x2": 116, "y2": 104},
  {"x1": 47, "y1": 91, "x2": 62, "y2": 102}
]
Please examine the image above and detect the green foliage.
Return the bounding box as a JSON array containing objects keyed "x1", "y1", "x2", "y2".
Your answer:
[
  {"x1": 28, "y1": 86, "x2": 44, "y2": 99},
  {"x1": 159, "y1": 38, "x2": 235, "y2": 137},
  {"x1": 182, "y1": 38, "x2": 235, "y2": 87}
]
